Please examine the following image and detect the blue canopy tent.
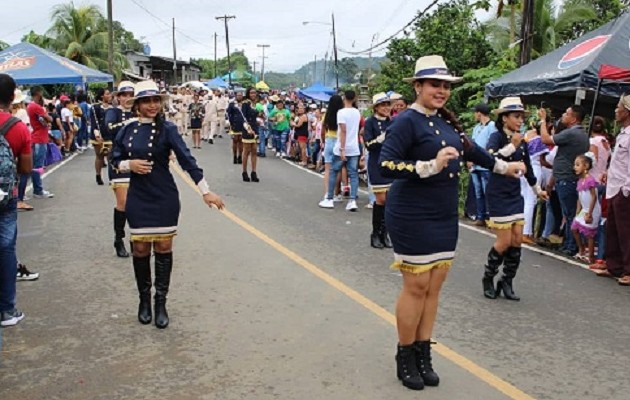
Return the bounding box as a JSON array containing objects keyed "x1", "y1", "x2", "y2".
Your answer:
[
  {"x1": 205, "y1": 76, "x2": 229, "y2": 89},
  {"x1": 0, "y1": 42, "x2": 113, "y2": 85},
  {"x1": 302, "y1": 82, "x2": 336, "y2": 95},
  {"x1": 296, "y1": 89, "x2": 331, "y2": 102}
]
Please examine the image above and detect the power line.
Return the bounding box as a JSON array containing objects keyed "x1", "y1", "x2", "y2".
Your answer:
[{"x1": 338, "y1": 0, "x2": 440, "y2": 55}]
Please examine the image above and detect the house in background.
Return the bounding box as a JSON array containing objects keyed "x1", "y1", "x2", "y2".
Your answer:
[{"x1": 125, "y1": 51, "x2": 201, "y2": 86}]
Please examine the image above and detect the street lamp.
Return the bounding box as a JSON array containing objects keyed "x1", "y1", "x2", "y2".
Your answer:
[{"x1": 303, "y1": 13, "x2": 339, "y2": 91}]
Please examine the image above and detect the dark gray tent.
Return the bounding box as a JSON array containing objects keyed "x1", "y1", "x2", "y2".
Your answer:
[{"x1": 485, "y1": 12, "x2": 630, "y2": 116}]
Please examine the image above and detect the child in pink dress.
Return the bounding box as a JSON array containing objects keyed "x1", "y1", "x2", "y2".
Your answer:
[{"x1": 571, "y1": 153, "x2": 601, "y2": 263}]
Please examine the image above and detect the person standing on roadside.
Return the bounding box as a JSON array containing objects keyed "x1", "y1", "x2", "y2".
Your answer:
[
  {"x1": 595, "y1": 94, "x2": 630, "y2": 286},
  {"x1": 0, "y1": 74, "x2": 33, "y2": 327},
  {"x1": 469, "y1": 103, "x2": 495, "y2": 226},
  {"x1": 540, "y1": 105, "x2": 589, "y2": 256},
  {"x1": 319, "y1": 91, "x2": 361, "y2": 212},
  {"x1": 23, "y1": 87, "x2": 54, "y2": 201}
]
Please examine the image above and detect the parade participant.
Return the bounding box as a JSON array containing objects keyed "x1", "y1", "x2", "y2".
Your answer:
[
  {"x1": 483, "y1": 98, "x2": 548, "y2": 302},
  {"x1": 570, "y1": 153, "x2": 600, "y2": 263},
  {"x1": 188, "y1": 92, "x2": 204, "y2": 149},
  {"x1": 364, "y1": 93, "x2": 394, "y2": 248},
  {"x1": 111, "y1": 80, "x2": 224, "y2": 329},
  {"x1": 596, "y1": 94, "x2": 630, "y2": 285},
  {"x1": 89, "y1": 88, "x2": 112, "y2": 185},
  {"x1": 213, "y1": 88, "x2": 228, "y2": 140},
  {"x1": 291, "y1": 103, "x2": 309, "y2": 166},
  {"x1": 241, "y1": 87, "x2": 260, "y2": 182},
  {"x1": 390, "y1": 93, "x2": 408, "y2": 118},
  {"x1": 227, "y1": 90, "x2": 246, "y2": 165},
  {"x1": 378, "y1": 56, "x2": 524, "y2": 391},
  {"x1": 104, "y1": 81, "x2": 136, "y2": 258}
]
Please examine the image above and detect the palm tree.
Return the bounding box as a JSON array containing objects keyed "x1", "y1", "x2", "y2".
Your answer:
[
  {"x1": 0, "y1": 40, "x2": 9, "y2": 51},
  {"x1": 47, "y1": 2, "x2": 127, "y2": 77},
  {"x1": 485, "y1": 0, "x2": 597, "y2": 58}
]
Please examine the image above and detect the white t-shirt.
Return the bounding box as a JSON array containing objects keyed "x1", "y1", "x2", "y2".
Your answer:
[
  {"x1": 61, "y1": 108, "x2": 73, "y2": 125},
  {"x1": 334, "y1": 107, "x2": 361, "y2": 157}
]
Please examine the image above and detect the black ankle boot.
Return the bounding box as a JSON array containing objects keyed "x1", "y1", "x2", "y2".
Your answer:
[
  {"x1": 415, "y1": 341, "x2": 439, "y2": 386},
  {"x1": 132, "y1": 255, "x2": 152, "y2": 324},
  {"x1": 113, "y1": 209, "x2": 129, "y2": 258},
  {"x1": 396, "y1": 344, "x2": 424, "y2": 390},
  {"x1": 371, "y1": 231, "x2": 384, "y2": 248},
  {"x1": 380, "y1": 225, "x2": 393, "y2": 248},
  {"x1": 233, "y1": 155, "x2": 238, "y2": 164},
  {"x1": 96, "y1": 175, "x2": 104, "y2": 185},
  {"x1": 242, "y1": 171, "x2": 250, "y2": 182},
  {"x1": 250, "y1": 171, "x2": 259, "y2": 182},
  {"x1": 497, "y1": 246, "x2": 521, "y2": 301},
  {"x1": 154, "y1": 252, "x2": 173, "y2": 329},
  {"x1": 483, "y1": 247, "x2": 504, "y2": 299},
  {"x1": 237, "y1": 155, "x2": 243, "y2": 164},
  {"x1": 371, "y1": 204, "x2": 385, "y2": 249}
]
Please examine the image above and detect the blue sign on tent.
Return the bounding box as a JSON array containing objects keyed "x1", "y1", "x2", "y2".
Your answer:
[{"x1": 0, "y1": 42, "x2": 113, "y2": 85}]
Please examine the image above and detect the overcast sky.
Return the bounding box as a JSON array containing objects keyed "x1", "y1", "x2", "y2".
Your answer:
[{"x1": 2, "y1": 0, "x2": 496, "y2": 73}]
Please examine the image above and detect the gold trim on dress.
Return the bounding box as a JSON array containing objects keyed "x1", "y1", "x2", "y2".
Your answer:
[
  {"x1": 229, "y1": 130, "x2": 243, "y2": 136},
  {"x1": 371, "y1": 187, "x2": 390, "y2": 194},
  {"x1": 381, "y1": 160, "x2": 415, "y2": 172},
  {"x1": 111, "y1": 182, "x2": 130, "y2": 190},
  {"x1": 390, "y1": 260, "x2": 452, "y2": 274},
  {"x1": 487, "y1": 219, "x2": 525, "y2": 229},
  {"x1": 130, "y1": 233, "x2": 177, "y2": 242},
  {"x1": 242, "y1": 138, "x2": 257, "y2": 144}
]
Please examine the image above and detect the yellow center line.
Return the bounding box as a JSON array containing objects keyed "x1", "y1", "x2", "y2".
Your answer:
[{"x1": 172, "y1": 164, "x2": 537, "y2": 400}]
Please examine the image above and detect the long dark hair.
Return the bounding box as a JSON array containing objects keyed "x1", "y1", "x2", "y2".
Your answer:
[
  {"x1": 323, "y1": 94, "x2": 343, "y2": 132},
  {"x1": 246, "y1": 86, "x2": 257, "y2": 102},
  {"x1": 591, "y1": 115, "x2": 606, "y2": 134}
]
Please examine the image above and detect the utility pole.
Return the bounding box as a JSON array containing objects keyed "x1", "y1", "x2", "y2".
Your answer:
[
  {"x1": 106, "y1": 0, "x2": 114, "y2": 85},
  {"x1": 323, "y1": 51, "x2": 328, "y2": 86},
  {"x1": 313, "y1": 54, "x2": 317, "y2": 85},
  {"x1": 257, "y1": 44, "x2": 270, "y2": 81},
  {"x1": 331, "y1": 13, "x2": 339, "y2": 91},
  {"x1": 253, "y1": 61, "x2": 257, "y2": 81},
  {"x1": 215, "y1": 15, "x2": 236, "y2": 88},
  {"x1": 213, "y1": 32, "x2": 217, "y2": 78},
  {"x1": 172, "y1": 18, "x2": 177, "y2": 86}
]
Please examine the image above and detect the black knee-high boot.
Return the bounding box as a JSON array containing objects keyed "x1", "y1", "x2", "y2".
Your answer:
[
  {"x1": 132, "y1": 255, "x2": 152, "y2": 324},
  {"x1": 371, "y1": 204, "x2": 385, "y2": 249},
  {"x1": 497, "y1": 246, "x2": 521, "y2": 301},
  {"x1": 114, "y1": 208, "x2": 130, "y2": 258},
  {"x1": 154, "y1": 252, "x2": 173, "y2": 329},
  {"x1": 483, "y1": 247, "x2": 503, "y2": 299},
  {"x1": 379, "y1": 206, "x2": 393, "y2": 249}
]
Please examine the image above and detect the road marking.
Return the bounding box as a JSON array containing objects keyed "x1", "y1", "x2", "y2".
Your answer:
[
  {"x1": 172, "y1": 164, "x2": 537, "y2": 400},
  {"x1": 24, "y1": 152, "x2": 79, "y2": 195},
  {"x1": 280, "y1": 157, "x2": 589, "y2": 271}
]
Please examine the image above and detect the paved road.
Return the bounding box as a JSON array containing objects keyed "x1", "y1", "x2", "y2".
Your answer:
[{"x1": 1, "y1": 137, "x2": 629, "y2": 400}]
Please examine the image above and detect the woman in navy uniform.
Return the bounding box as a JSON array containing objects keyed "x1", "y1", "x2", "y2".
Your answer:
[
  {"x1": 111, "y1": 80, "x2": 224, "y2": 329},
  {"x1": 379, "y1": 55, "x2": 524, "y2": 391},
  {"x1": 240, "y1": 87, "x2": 260, "y2": 182},
  {"x1": 482, "y1": 97, "x2": 548, "y2": 301},
  {"x1": 89, "y1": 88, "x2": 112, "y2": 186},
  {"x1": 364, "y1": 92, "x2": 394, "y2": 249},
  {"x1": 104, "y1": 81, "x2": 136, "y2": 258},
  {"x1": 227, "y1": 90, "x2": 245, "y2": 165}
]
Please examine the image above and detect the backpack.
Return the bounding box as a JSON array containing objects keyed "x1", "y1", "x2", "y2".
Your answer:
[{"x1": 0, "y1": 117, "x2": 19, "y2": 207}]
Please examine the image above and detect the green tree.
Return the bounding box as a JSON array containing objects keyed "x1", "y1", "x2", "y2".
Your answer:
[
  {"x1": 337, "y1": 57, "x2": 359, "y2": 84},
  {"x1": 47, "y1": 3, "x2": 127, "y2": 78},
  {"x1": 0, "y1": 40, "x2": 8, "y2": 51},
  {"x1": 194, "y1": 50, "x2": 253, "y2": 81},
  {"x1": 556, "y1": 0, "x2": 624, "y2": 43},
  {"x1": 378, "y1": 0, "x2": 495, "y2": 111},
  {"x1": 22, "y1": 30, "x2": 53, "y2": 48}
]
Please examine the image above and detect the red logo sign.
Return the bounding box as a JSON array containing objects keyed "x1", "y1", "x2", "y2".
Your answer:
[
  {"x1": 558, "y1": 35, "x2": 611, "y2": 70},
  {"x1": 0, "y1": 57, "x2": 35, "y2": 72}
]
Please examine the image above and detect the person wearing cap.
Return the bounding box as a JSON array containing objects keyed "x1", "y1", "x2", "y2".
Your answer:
[
  {"x1": 594, "y1": 94, "x2": 630, "y2": 285},
  {"x1": 364, "y1": 93, "x2": 394, "y2": 248},
  {"x1": 89, "y1": 88, "x2": 113, "y2": 186},
  {"x1": 483, "y1": 97, "x2": 548, "y2": 302},
  {"x1": 378, "y1": 55, "x2": 525, "y2": 391},
  {"x1": 111, "y1": 80, "x2": 224, "y2": 329},
  {"x1": 104, "y1": 81, "x2": 136, "y2": 258},
  {"x1": 469, "y1": 103, "x2": 495, "y2": 226}
]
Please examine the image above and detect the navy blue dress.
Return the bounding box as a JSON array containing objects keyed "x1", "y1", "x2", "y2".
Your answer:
[
  {"x1": 364, "y1": 116, "x2": 394, "y2": 193},
  {"x1": 227, "y1": 100, "x2": 258, "y2": 143},
  {"x1": 111, "y1": 119, "x2": 204, "y2": 242},
  {"x1": 379, "y1": 108, "x2": 496, "y2": 274},
  {"x1": 104, "y1": 108, "x2": 134, "y2": 188},
  {"x1": 486, "y1": 129, "x2": 537, "y2": 228},
  {"x1": 89, "y1": 103, "x2": 109, "y2": 142}
]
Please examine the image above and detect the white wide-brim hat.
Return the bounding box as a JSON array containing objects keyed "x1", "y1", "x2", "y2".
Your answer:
[
  {"x1": 621, "y1": 93, "x2": 630, "y2": 111},
  {"x1": 372, "y1": 92, "x2": 391, "y2": 107},
  {"x1": 126, "y1": 80, "x2": 169, "y2": 106},
  {"x1": 114, "y1": 80, "x2": 135, "y2": 95},
  {"x1": 492, "y1": 97, "x2": 530, "y2": 116},
  {"x1": 403, "y1": 55, "x2": 462, "y2": 83},
  {"x1": 12, "y1": 89, "x2": 26, "y2": 104}
]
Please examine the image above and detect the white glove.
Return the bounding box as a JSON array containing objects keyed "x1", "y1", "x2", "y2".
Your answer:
[{"x1": 376, "y1": 132, "x2": 386, "y2": 143}]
